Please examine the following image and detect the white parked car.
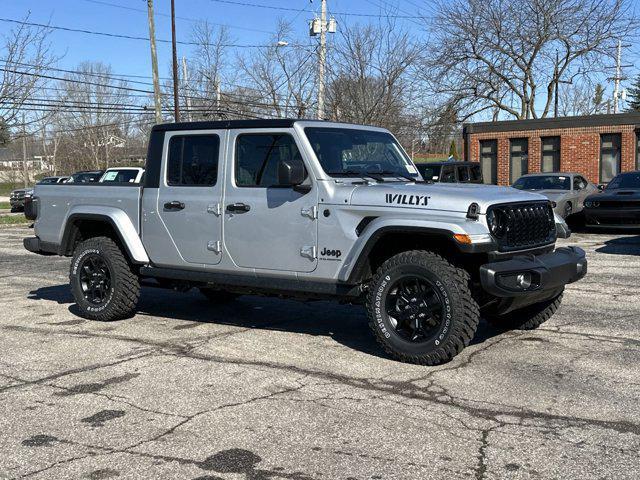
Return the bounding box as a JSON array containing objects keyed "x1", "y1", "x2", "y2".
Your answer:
[{"x1": 99, "y1": 167, "x2": 145, "y2": 183}]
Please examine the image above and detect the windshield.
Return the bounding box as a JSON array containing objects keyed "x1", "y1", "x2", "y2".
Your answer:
[
  {"x1": 101, "y1": 169, "x2": 140, "y2": 183},
  {"x1": 71, "y1": 172, "x2": 101, "y2": 183},
  {"x1": 512, "y1": 175, "x2": 570, "y2": 190},
  {"x1": 304, "y1": 127, "x2": 418, "y2": 178},
  {"x1": 416, "y1": 164, "x2": 442, "y2": 181},
  {"x1": 37, "y1": 178, "x2": 57, "y2": 184},
  {"x1": 606, "y1": 172, "x2": 640, "y2": 190}
]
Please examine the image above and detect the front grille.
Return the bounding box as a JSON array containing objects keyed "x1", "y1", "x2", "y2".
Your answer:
[{"x1": 489, "y1": 202, "x2": 556, "y2": 252}]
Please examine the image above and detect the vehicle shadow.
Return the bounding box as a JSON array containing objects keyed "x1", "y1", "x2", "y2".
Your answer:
[
  {"x1": 27, "y1": 284, "x2": 506, "y2": 361},
  {"x1": 595, "y1": 235, "x2": 640, "y2": 256}
]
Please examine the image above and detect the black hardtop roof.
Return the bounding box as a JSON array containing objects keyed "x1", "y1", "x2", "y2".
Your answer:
[{"x1": 152, "y1": 118, "x2": 318, "y2": 132}]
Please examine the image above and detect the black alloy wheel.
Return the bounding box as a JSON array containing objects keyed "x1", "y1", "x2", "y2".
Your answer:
[
  {"x1": 385, "y1": 275, "x2": 445, "y2": 343},
  {"x1": 78, "y1": 254, "x2": 113, "y2": 305}
]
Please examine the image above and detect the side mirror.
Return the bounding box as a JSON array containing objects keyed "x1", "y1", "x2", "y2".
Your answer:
[
  {"x1": 277, "y1": 158, "x2": 307, "y2": 187},
  {"x1": 597, "y1": 184, "x2": 605, "y2": 192}
]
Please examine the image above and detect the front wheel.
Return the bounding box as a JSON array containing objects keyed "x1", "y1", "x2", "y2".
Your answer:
[
  {"x1": 485, "y1": 292, "x2": 563, "y2": 330},
  {"x1": 69, "y1": 236, "x2": 140, "y2": 321},
  {"x1": 366, "y1": 250, "x2": 480, "y2": 365}
]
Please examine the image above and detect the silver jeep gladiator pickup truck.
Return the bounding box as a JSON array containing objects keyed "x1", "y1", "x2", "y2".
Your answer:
[{"x1": 24, "y1": 119, "x2": 587, "y2": 365}]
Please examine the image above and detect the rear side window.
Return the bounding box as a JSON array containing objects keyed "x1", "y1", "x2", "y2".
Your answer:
[
  {"x1": 470, "y1": 164, "x2": 483, "y2": 182},
  {"x1": 235, "y1": 133, "x2": 303, "y2": 187},
  {"x1": 167, "y1": 135, "x2": 219, "y2": 186}
]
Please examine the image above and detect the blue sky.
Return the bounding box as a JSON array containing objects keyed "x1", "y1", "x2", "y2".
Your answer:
[{"x1": 0, "y1": 0, "x2": 430, "y2": 80}]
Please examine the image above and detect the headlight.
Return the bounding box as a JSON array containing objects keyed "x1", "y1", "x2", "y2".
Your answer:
[
  {"x1": 487, "y1": 209, "x2": 507, "y2": 238},
  {"x1": 585, "y1": 201, "x2": 592, "y2": 208}
]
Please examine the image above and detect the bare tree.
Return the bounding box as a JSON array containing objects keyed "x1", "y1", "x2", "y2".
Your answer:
[
  {"x1": 236, "y1": 21, "x2": 316, "y2": 118},
  {"x1": 326, "y1": 20, "x2": 421, "y2": 141},
  {"x1": 54, "y1": 62, "x2": 133, "y2": 171},
  {"x1": 424, "y1": 0, "x2": 638, "y2": 120},
  {"x1": 0, "y1": 14, "x2": 57, "y2": 129}
]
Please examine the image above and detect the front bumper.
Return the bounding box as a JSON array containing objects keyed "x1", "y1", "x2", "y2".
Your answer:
[
  {"x1": 585, "y1": 208, "x2": 640, "y2": 228},
  {"x1": 480, "y1": 246, "x2": 587, "y2": 298},
  {"x1": 9, "y1": 198, "x2": 25, "y2": 209}
]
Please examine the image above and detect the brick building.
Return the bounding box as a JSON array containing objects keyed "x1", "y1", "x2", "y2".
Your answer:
[{"x1": 462, "y1": 112, "x2": 640, "y2": 186}]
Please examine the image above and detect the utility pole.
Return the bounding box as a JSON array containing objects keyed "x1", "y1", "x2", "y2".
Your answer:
[
  {"x1": 613, "y1": 39, "x2": 622, "y2": 114},
  {"x1": 318, "y1": 0, "x2": 327, "y2": 120},
  {"x1": 171, "y1": 0, "x2": 180, "y2": 122},
  {"x1": 182, "y1": 57, "x2": 192, "y2": 122},
  {"x1": 310, "y1": 0, "x2": 336, "y2": 120},
  {"x1": 146, "y1": 0, "x2": 162, "y2": 124},
  {"x1": 554, "y1": 51, "x2": 559, "y2": 118},
  {"x1": 21, "y1": 113, "x2": 28, "y2": 187}
]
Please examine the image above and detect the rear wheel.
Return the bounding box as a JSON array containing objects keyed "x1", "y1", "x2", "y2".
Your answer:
[
  {"x1": 366, "y1": 250, "x2": 479, "y2": 365},
  {"x1": 69, "y1": 236, "x2": 140, "y2": 321},
  {"x1": 485, "y1": 292, "x2": 563, "y2": 330}
]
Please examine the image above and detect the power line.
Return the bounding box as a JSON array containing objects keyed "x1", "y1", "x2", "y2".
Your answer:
[
  {"x1": 0, "y1": 17, "x2": 308, "y2": 49},
  {"x1": 82, "y1": 0, "x2": 274, "y2": 34},
  {"x1": 208, "y1": 0, "x2": 425, "y2": 18}
]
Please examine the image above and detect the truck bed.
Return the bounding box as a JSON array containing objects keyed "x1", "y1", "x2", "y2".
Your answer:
[{"x1": 34, "y1": 183, "x2": 142, "y2": 248}]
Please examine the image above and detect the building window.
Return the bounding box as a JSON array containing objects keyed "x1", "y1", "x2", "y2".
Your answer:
[
  {"x1": 509, "y1": 138, "x2": 528, "y2": 184},
  {"x1": 479, "y1": 139, "x2": 497, "y2": 184},
  {"x1": 600, "y1": 134, "x2": 621, "y2": 183},
  {"x1": 541, "y1": 137, "x2": 560, "y2": 172}
]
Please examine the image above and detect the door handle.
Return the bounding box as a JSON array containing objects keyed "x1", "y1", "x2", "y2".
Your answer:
[
  {"x1": 226, "y1": 203, "x2": 251, "y2": 213},
  {"x1": 164, "y1": 201, "x2": 185, "y2": 211}
]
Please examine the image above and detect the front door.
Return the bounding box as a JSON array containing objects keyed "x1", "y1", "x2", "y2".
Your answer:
[
  {"x1": 156, "y1": 131, "x2": 225, "y2": 266},
  {"x1": 223, "y1": 130, "x2": 318, "y2": 273}
]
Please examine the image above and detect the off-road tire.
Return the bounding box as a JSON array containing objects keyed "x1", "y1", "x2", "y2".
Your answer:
[
  {"x1": 199, "y1": 288, "x2": 239, "y2": 304},
  {"x1": 366, "y1": 250, "x2": 480, "y2": 365},
  {"x1": 485, "y1": 292, "x2": 563, "y2": 330},
  {"x1": 69, "y1": 236, "x2": 140, "y2": 321}
]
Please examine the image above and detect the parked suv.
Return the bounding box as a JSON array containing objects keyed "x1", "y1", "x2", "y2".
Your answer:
[
  {"x1": 24, "y1": 120, "x2": 587, "y2": 365},
  {"x1": 416, "y1": 161, "x2": 483, "y2": 184}
]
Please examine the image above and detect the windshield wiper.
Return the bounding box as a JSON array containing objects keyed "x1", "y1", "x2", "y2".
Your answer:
[
  {"x1": 326, "y1": 169, "x2": 385, "y2": 183},
  {"x1": 374, "y1": 170, "x2": 422, "y2": 183}
]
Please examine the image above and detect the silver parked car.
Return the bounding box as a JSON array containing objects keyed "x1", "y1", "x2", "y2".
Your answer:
[{"x1": 512, "y1": 173, "x2": 598, "y2": 218}]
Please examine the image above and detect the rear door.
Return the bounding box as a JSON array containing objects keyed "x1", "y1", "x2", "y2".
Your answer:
[
  {"x1": 155, "y1": 131, "x2": 225, "y2": 266},
  {"x1": 223, "y1": 130, "x2": 318, "y2": 273}
]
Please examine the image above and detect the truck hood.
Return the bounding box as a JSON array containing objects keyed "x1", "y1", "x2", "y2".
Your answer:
[{"x1": 349, "y1": 182, "x2": 547, "y2": 213}]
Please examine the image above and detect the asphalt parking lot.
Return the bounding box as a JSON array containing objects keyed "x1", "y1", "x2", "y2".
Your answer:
[{"x1": 0, "y1": 225, "x2": 639, "y2": 479}]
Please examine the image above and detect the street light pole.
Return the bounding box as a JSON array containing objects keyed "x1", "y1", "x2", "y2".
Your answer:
[{"x1": 170, "y1": 0, "x2": 180, "y2": 122}]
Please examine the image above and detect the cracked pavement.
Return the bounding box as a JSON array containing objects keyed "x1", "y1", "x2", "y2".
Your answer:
[{"x1": 0, "y1": 225, "x2": 639, "y2": 479}]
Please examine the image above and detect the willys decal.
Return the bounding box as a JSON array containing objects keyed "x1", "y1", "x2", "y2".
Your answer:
[{"x1": 385, "y1": 193, "x2": 430, "y2": 206}]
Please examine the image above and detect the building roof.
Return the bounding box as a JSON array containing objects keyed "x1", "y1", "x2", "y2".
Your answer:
[{"x1": 463, "y1": 112, "x2": 640, "y2": 135}]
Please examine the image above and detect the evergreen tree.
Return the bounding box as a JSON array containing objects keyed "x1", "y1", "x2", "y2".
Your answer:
[
  {"x1": 448, "y1": 140, "x2": 458, "y2": 160},
  {"x1": 626, "y1": 75, "x2": 640, "y2": 112},
  {"x1": 593, "y1": 84, "x2": 605, "y2": 113}
]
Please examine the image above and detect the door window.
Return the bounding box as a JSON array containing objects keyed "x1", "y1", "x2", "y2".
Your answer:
[
  {"x1": 440, "y1": 165, "x2": 456, "y2": 182},
  {"x1": 469, "y1": 164, "x2": 483, "y2": 183},
  {"x1": 573, "y1": 176, "x2": 587, "y2": 190},
  {"x1": 600, "y1": 134, "x2": 621, "y2": 183},
  {"x1": 458, "y1": 166, "x2": 470, "y2": 182},
  {"x1": 510, "y1": 138, "x2": 529, "y2": 184},
  {"x1": 236, "y1": 134, "x2": 304, "y2": 187},
  {"x1": 541, "y1": 137, "x2": 560, "y2": 172},
  {"x1": 479, "y1": 140, "x2": 497, "y2": 184},
  {"x1": 167, "y1": 135, "x2": 219, "y2": 186}
]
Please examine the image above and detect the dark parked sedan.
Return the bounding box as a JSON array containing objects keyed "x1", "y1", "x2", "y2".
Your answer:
[{"x1": 584, "y1": 171, "x2": 640, "y2": 228}]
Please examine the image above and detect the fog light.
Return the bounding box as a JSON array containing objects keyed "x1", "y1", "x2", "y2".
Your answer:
[{"x1": 516, "y1": 272, "x2": 532, "y2": 289}]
